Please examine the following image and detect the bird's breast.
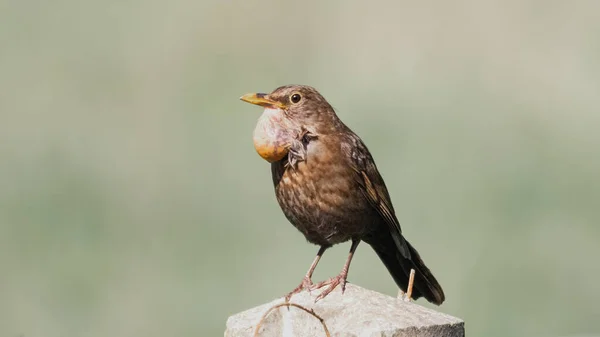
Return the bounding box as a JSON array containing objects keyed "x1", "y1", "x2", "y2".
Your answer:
[{"x1": 272, "y1": 138, "x2": 371, "y2": 245}]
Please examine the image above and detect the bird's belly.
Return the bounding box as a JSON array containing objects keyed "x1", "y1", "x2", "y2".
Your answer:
[{"x1": 272, "y1": 154, "x2": 372, "y2": 246}]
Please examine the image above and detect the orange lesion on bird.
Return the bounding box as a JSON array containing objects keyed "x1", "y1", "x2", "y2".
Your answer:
[
  {"x1": 252, "y1": 108, "x2": 298, "y2": 162},
  {"x1": 241, "y1": 92, "x2": 302, "y2": 163}
]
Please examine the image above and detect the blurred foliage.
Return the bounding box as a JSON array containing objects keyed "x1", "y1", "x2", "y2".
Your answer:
[{"x1": 1, "y1": 0, "x2": 599, "y2": 336}]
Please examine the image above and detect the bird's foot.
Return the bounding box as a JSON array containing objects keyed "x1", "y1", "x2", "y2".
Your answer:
[
  {"x1": 310, "y1": 273, "x2": 348, "y2": 302},
  {"x1": 284, "y1": 276, "x2": 313, "y2": 302}
]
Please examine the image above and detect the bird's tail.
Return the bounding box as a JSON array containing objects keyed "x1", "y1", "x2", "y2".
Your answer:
[{"x1": 366, "y1": 235, "x2": 445, "y2": 305}]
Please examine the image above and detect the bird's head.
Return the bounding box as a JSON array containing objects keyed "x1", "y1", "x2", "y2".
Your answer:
[
  {"x1": 241, "y1": 85, "x2": 339, "y2": 130},
  {"x1": 240, "y1": 85, "x2": 340, "y2": 162}
]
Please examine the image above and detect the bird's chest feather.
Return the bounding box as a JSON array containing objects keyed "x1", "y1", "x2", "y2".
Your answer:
[{"x1": 271, "y1": 139, "x2": 369, "y2": 245}]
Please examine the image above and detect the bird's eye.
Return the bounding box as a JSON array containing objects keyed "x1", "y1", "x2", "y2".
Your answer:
[{"x1": 290, "y1": 93, "x2": 302, "y2": 104}]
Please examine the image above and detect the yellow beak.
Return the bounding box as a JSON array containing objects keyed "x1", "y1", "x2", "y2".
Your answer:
[{"x1": 240, "y1": 93, "x2": 286, "y2": 109}]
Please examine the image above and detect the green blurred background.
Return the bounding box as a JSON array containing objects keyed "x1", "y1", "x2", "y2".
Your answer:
[{"x1": 1, "y1": 0, "x2": 599, "y2": 336}]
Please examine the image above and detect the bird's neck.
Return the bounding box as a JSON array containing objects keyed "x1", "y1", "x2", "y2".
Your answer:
[{"x1": 310, "y1": 113, "x2": 347, "y2": 136}]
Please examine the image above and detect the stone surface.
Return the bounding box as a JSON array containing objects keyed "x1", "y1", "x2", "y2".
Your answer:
[{"x1": 225, "y1": 284, "x2": 464, "y2": 337}]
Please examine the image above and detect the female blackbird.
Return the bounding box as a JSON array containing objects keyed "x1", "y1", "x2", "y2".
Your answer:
[{"x1": 240, "y1": 85, "x2": 445, "y2": 305}]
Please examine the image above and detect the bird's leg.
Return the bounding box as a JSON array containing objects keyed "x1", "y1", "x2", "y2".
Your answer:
[
  {"x1": 311, "y1": 239, "x2": 360, "y2": 302},
  {"x1": 285, "y1": 246, "x2": 327, "y2": 302}
]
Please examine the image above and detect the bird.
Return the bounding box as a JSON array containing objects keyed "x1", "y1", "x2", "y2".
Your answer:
[{"x1": 240, "y1": 85, "x2": 445, "y2": 305}]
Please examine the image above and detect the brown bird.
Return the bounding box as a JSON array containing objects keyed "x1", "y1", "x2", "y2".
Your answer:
[{"x1": 240, "y1": 85, "x2": 445, "y2": 305}]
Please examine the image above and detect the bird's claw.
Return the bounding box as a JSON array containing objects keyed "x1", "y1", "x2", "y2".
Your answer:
[
  {"x1": 284, "y1": 276, "x2": 314, "y2": 302},
  {"x1": 311, "y1": 274, "x2": 347, "y2": 302}
]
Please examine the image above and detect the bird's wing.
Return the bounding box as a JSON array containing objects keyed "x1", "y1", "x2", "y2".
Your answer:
[{"x1": 342, "y1": 133, "x2": 411, "y2": 259}]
